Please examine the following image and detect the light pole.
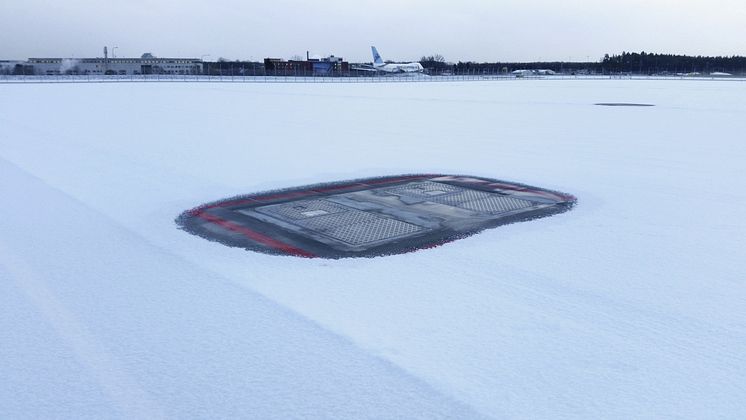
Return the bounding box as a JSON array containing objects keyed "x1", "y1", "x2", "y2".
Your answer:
[{"x1": 112, "y1": 46, "x2": 119, "y2": 58}]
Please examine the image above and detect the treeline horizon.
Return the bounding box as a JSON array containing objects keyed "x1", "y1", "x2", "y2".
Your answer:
[
  {"x1": 4, "y1": 50, "x2": 745, "y2": 76},
  {"x1": 420, "y1": 52, "x2": 746, "y2": 74}
]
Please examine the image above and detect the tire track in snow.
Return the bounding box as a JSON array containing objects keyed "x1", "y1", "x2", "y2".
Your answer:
[
  {"x1": 0, "y1": 240, "x2": 167, "y2": 420},
  {"x1": 0, "y1": 155, "x2": 489, "y2": 419}
]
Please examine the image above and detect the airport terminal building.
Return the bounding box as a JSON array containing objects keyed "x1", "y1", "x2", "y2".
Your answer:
[
  {"x1": 26, "y1": 49, "x2": 202, "y2": 76},
  {"x1": 4, "y1": 48, "x2": 354, "y2": 77}
]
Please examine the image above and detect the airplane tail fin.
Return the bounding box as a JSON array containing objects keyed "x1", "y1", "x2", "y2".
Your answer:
[{"x1": 371, "y1": 46, "x2": 384, "y2": 65}]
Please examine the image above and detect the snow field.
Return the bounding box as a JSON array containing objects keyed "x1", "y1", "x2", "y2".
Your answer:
[{"x1": 1, "y1": 79, "x2": 745, "y2": 418}]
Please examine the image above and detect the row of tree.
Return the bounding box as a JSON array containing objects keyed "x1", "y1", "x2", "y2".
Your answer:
[
  {"x1": 600, "y1": 52, "x2": 746, "y2": 74},
  {"x1": 5, "y1": 52, "x2": 744, "y2": 76},
  {"x1": 418, "y1": 52, "x2": 746, "y2": 75}
]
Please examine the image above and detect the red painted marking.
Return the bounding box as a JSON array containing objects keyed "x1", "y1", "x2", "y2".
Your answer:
[
  {"x1": 195, "y1": 211, "x2": 316, "y2": 258},
  {"x1": 362, "y1": 175, "x2": 433, "y2": 186},
  {"x1": 204, "y1": 198, "x2": 257, "y2": 210},
  {"x1": 311, "y1": 183, "x2": 368, "y2": 193},
  {"x1": 251, "y1": 190, "x2": 318, "y2": 202},
  {"x1": 312, "y1": 175, "x2": 437, "y2": 191}
]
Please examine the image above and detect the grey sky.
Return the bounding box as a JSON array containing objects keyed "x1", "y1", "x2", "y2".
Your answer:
[{"x1": 1, "y1": 0, "x2": 744, "y2": 62}]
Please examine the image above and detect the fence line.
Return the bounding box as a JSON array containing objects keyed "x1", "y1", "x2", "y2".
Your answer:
[{"x1": 2, "y1": 74, "x2": 745, "y2": 84}]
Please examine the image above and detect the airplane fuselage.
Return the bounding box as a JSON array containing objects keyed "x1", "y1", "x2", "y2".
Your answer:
[{"x1": 374, "y1": 62, "x2": 424, "y2": 73}]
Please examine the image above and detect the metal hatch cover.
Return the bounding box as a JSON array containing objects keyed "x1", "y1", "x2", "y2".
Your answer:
[{"x1": 176, "y1": 174, "x2": 576, "y2": 259}]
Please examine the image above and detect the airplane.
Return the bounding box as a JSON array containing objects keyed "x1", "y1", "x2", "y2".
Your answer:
[{"x1": 353, "y1": 46, "x2": 424, "y2": 73}]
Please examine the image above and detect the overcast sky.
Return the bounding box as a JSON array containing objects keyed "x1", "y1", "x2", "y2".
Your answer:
[{"x1": 1, "y1": 0, "x2": 744, "y2": 62}]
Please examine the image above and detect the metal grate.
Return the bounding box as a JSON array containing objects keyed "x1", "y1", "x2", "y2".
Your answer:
[
  {"x1": 256, "y1": 199, "x2": 348, "y2": 220},
  {"x1": 323, "y1": 218, "x2": 425, "y2": 245},
  {"x1": 382, "y1": 181, "x2": 462, "y2": 199},
  {"x1": 458, "y1": 195, "x2": 532, "y2": 214},
  {"x1": 383, "y1": 181, "x2": 533, "y2": 215},
  {"x1": 429, "y1": 189, "x2": 493, "y2": 206},
  {"x1": 299, "y1": 210, "x2": 379, "y2": 230},
  {"x1": 251, "y1": 180, "x2": 535, "y2": 250},
  {"x1": 257, "y1": 198, "x2": 427, "y2": 246}
]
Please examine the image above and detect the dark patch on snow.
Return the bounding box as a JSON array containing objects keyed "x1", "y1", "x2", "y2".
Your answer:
[
  {"x1": 176, "y1": 174, "x2": 576, "y2": 259},
  {"x1": 595, "y1": 103, "x2": 655, "y2": 107}
]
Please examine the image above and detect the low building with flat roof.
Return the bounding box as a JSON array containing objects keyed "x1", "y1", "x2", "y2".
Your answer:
[
  {"x1": 264, "y1": 55, "x2": 349, "y2": 75},
  {"x1": 26, "y1": 50, "x2": 202, "y2": 75}
]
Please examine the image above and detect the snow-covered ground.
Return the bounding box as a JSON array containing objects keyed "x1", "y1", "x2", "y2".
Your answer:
[{"x1": 1, "y1": 80, "x2": 745, "y2": 419}]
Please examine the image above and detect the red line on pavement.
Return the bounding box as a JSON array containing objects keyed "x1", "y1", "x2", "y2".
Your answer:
[
  {"x1": 250, "y1": 190, "x2": 318, "y2": 202},
  {"x1": 194, "y1": 211, "x2": 316, "y2": 258},
  {"x1": 361, "y1": 175, "x2": 434, "y2": 186},
  {"x1": 203, "y1": 198, "x2": 257, "y2": 210},
  {"x1": 311, "y1": 182, "x2": 368, "y2": 193}
]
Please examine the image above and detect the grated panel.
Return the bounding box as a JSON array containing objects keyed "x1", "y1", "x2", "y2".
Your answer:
[
  {"x1": 429, "y1": 189, "x2": 494, "y2": 206},
  {"x1": 384, "y1": 182, "x2": 534, "y2": 215},
  {"x1": 256, "y1": 199, "x2": 348, "y2": 220},
  {"x1": 459, "y1": 195, "x2": 533, "y2": 214},
  {"x1": 299, "y1": 210, "x2": 379, "y2": 230},
  {"x1": 180, "y1": 174, "x2": 575, "y2": 257},
  {"x1": 382, "y1": 181, "x2": 462, "y2": 199},
  {"x1": 324, "y1": 218, "x2": 424, "y2": 245}
]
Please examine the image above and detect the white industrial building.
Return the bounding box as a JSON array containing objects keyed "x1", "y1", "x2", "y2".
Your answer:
[{"x1": 26, "y1": 48, "x2": 202, "y2": 75}]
